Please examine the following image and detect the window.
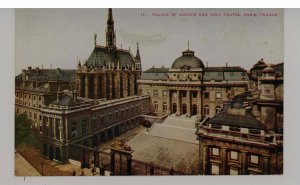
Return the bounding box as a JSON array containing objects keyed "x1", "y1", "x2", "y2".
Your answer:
[
  {"x1": 39, "y1": 96, "x2": 42, "y2": 101},
  {"x1": 211, "y1": 124, "x2": 222, "y2": 129},
  {"x1": 230, "y1": 168, "x2": 239, "y2": 175},
  {"x1": 192, "y1": 92, "x2": 197, "y2": 98},
  {"x1": 265, "y1": 89, "x2": 271, "y2": 94},
  {"x1": 154, "y1": 101, "x2": 158, "y2": 110},
  {"x1": 212, "y1": 148, "x2": 220, "y2": 156},
  {"x1": 34, "y1": 113, "x2": 37, "y2": 119},
  {"x1": 173, "y1": 92, "x2": 177, "y2": 98},
  {"x1": 154, "y1": 90, "x2": 158, "y2": 96},
  {"x1": 182, "y1": 91, "x2": 187, "y2": 97},
  {"x1": 216, "y1": 92, "x2": 222, "y2": 100},
  {"x1": 39, "y1": 124, "x2": 43, "y2": 133},
  {"x1": 211, "y1": 164, "x2": 220, "y2": 175},
  {"x1": 204, "y1": 105, "x2": 210, "y2": 116},
  {"x1": 250, "y1": 155, "x2": 259, "y2": 164},
  {"x1": 162, "y1": 90, "x2": 167, "y2": 97},
  {"x1": 81, "y1": 121, "x2": 87, "y2": 134},
  {"x1": 72, "y1": 124, "x2": 77, "y2": 138},
  {"x1": 216, "y1": 106, "x2": 221, "y2": 114},
  {"x1": 230, "y1": 151, "x2": 238, "y2": 160},
  {"x1": 163, "y1": 102, "x2": 167, "y2": 112},
  {"x1": 229, "y1": 126, "x2": 241, "y2": 132},
  {"x1": 204, "y1": 92, "x2": 210, "y2": 99},
  {"x1": 249, "y1": 129, "x2": 261, "y2": 135}
]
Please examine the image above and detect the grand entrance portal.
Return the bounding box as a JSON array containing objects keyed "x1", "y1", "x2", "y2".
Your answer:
[
  {"x1": 172, "y1": 103, "x2": 177, "y2": 114},
  {"x1": 192, "y1": 104, "x2": 197, "y2": 116},
  {"x1": 182, "y1": 104, "x2": 187, "y2": 114}
]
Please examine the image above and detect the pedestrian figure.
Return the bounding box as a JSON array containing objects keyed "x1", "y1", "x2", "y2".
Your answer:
[
  {"x1": 72, "y1": 169, "x2": 76, "y2": 176},
  {"x1": 91, "y1": 167, "x2": 96, "y2": 176},
  {"x1": 99, "y1": 161, "x2": 105, "y2": 176},
  {"x1": 170, "y1": 167, "x2": 174, "y2": 175},
  {"x1": 80, "y1": 170, "x2": 85, "y2": 176},
  {"x1": 150, "y1": 162, "x2": 154, "y2": 175}
]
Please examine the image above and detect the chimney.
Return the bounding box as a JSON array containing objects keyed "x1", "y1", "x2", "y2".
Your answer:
[{"x1": 72, "y1": 90, "x2": 78, "y2": 101}]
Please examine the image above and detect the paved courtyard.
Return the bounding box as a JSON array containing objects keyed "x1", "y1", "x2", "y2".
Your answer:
[{"x1": 104, "y1": 115, "x2": 199, "y2": 173}]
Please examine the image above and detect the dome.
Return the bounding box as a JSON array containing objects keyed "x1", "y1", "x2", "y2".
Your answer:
[
  {"x1": 171, "y1": 50, "x2": 204, "y2": 69},
  {"x1": 251, "y1": 58, "x2": 267, "y2": 70}
]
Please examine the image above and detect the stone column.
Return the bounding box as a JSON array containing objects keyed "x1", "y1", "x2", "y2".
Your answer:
[
  {"x1": 94, "y1": 74, "x2": 98, "y2": 99},
  {"x1": 110, "y1": 151, "x2": 115, "y2": 175},
  {"x1": 85, "y1": 74, "x2": 89, "y2": 98},
  {"x1": 53, "y1": 118, "x2": 56, "y2": 139},
  {"x1": 127, "y1": 155, "x2": 132, "y2": 175},
  {"x1": 130, "y1": 75, "x2": 135, "y2": 96},
  {"x1": 263, "y1": 155, "x2": 270, "y2": 174},
  {"x1": 167, "y1": 90, "x2": 171, "y2": 115},
  {"x1": 46, "y1": 116, "x2": 49, "y2": 137},
  {"x1": 176, "y1": 90, "x2": 181, "y2": 116},
  {"x1": 241, "y1": 151, "x2": 248, "y2": 175},
  {"x1": 65, "y1": 117, "x2": 68, "y2": 141},
  {"x1": 114, "y1": 72, "x2": 120, "y2": 99},
  {"x1": 102, "y1": 74, "x2": 107, "y2": 99},
  {"x1": 59, "y1": 119, "x2": 64, "y2": 142},
  {"x1": 123, "y1": 73, "x2": 128, "y2": 98},
  {"x1": 198, "y1": 91, "x2": 202, "y2": 118},
  {"x1": 187, "y1": 90, "x2": 191, "y2": 117},
  {"x1": 203, "y1": 145, "x2": 208, "y2": 175},
  {"x1": 221, "y1": 148, "x2": 227, "y2": 175},
  {"x1": 109, "y1": 73, "x2": 113, "y2": 99}
]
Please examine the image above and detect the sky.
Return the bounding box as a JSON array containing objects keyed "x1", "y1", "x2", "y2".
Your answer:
[{"x1": 15, "y1": 8, "x2": 283, "y2": 74}]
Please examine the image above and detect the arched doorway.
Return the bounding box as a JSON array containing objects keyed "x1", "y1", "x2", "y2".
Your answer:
[
  {"x1": 55, "y1": 147, "x2": 61, "y2": 161},
  {"x1": 192, "y1": 104, "x2": 198, "y2": 116},
  {"x1": 43, "y1": 144, "x2": 47, "y2": 156},
  {"x1": 49, "y1": 145, "x2": 54, "y2": 160},
  {"x1": 115, "y1": 127, "x2": 120, "y2": 137},
  {"x1": 108, "y1": 129, "x2": 113, "y2": 140},
  {"x1": 100, "y1": 132, "x2": 106, "y2": 143},
  {"x1": 92, "y1": 135, "x2": 98, "y2": 147},
  {"x1": 182, "y1": 104, "x2": 187, "y2": 114},
  {"x1": 172, "y1": 103, "x2": 177, "y2": 114}
]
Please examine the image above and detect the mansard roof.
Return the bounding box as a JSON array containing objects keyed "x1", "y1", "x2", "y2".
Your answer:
[
  {"x1": 23, "y1": 68, "x2": 76, "y2": 81},
  {"x1": 85, "y1": 46, "x2": 135, "y2": 67},
  {"x1": 204, "y1": 67, "x2": 248, "y2": 81},
  {"x1": 208, "y1": 108, "x2": 264, "y2": 130},
  {"x1": 50, "y1": 95, "x2": 81, "y2": 107}
]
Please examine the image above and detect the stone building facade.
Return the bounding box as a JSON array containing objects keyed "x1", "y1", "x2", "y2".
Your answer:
[
  {"x1": 35, "y1": 8, "x2": 149, "y2": 163},
  {"x1": 15, "y1": 68, "x2": 76, "y2": 129},
  {"x1": 39, "y1": 92, "x2": 149, "y2": 163},
  {"x1": 138, "y1": 48, "x2": 249, "y2": 119},
  {"x1": 196, "y1": 61, "x2": 284, "y2": 175}
]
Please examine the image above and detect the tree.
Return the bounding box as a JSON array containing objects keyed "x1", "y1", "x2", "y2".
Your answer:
[{"x1": 15, "y1": 114, "x2": 38, "y2": 147}]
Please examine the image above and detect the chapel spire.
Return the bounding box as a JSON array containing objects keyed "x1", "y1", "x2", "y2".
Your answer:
[
  {"x1": 135, "y1": 42, "x2": 141, "y2": 61},
  {"x1": 106, "y1": 8, "x2": 116, "y2": 48}
]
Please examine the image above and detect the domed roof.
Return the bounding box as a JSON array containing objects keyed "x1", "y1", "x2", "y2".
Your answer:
[
  {"x1": 262, "y1": 66, "x2": 276, "y2": 73},
  {"x1": 171, "y1": 50, "x2": 204, "y2": 69},
  {"x1": 251, "y1": 58, "x2": 267, "y2": 70}
]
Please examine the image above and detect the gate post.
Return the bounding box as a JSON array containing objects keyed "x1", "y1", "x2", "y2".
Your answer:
[
  {"x1": 110, "y1": 151, "x2": 115, "y2": 175},
  {"x1": 127, "y1": 155, "x2": 132, "y2": 175}
]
